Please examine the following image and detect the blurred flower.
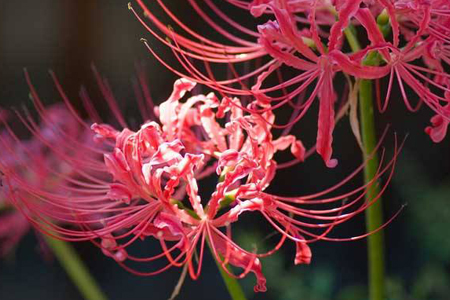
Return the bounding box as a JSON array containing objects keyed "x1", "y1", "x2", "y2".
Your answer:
[
  {"x1": 0, "y1": 103, "x2": 94, "y2": 257},
  {"x1": 0, "y1": 208, "x2": 30, "y2": 257}
]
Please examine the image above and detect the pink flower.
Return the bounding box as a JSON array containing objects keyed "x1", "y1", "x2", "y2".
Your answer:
[
  {"x1": 132, "y1": 0, "x2": 450, "y2": 166},
  {"x1": 425, "y1": 101, "x2": 450, "y2": 142},
  {"x1": 82, "y1": 77, "x2": 306, "y2": 291},
  {"x1": 0, "y1": 69, "x2": 400, "y2": 291}
]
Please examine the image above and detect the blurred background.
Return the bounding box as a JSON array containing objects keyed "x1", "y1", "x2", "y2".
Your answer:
[{"x1": 0, "y1": 1, "x2": 449, "y2": 299}]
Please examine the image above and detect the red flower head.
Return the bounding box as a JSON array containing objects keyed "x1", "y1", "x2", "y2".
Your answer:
[{"x1": 0, "y1": 68, "x2": 401, "y2": 291}]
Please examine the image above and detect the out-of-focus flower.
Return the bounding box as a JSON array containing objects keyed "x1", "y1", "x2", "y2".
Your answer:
[
  {"x1": 0, "y1": 102, "x2": 94, "y2": 257},
  {"x1": 0, "y1": 210, "x2": 30, "y2": 257},
  {"x1": 0, "y1": 69, "x2": 400, "y2": 291},
  {"x1": 131, "y1": 0, "x2": 450, "y2": 167}
]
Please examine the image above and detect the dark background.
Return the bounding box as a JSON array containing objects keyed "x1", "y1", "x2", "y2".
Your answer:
[{"x1": 1, "y1": 1, "x2": 449, "y2": 300}]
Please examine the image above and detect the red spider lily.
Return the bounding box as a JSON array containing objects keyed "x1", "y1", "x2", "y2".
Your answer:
[
  {"x1": 346, "y1": 2, "x2": 450, "y2": 139},
  {"x1": 0, "y1": 69, "x2": 401, "y2": 291},
  {"x1": 131, "y1": 0, "x2": 450, "y2": 168}
]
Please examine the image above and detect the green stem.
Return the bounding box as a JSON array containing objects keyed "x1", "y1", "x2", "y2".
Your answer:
[
  {"x1": 344, "y1": 26, "x2": 385, "y2": 300},
  {"x1": 43, "y1": 235, "x2": 108, "y2": 300},
  {"x1": 1, "y1": 201, "x2": 107, "y2": 299},
  {"x1": 344, "y1": 26, "x2": 361, "y2": 52},
  {"x1": 208, "y1": 243, "x2": 247, "y2": 300},
  {"x1": 359, "y1": 78, "x2": 385, "y2": 300},
  {"x1": 214, "y1": 258, "x2": 247, "y2": 300}
]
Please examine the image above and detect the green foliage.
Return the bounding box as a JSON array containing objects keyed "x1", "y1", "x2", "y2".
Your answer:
[
  {"x1": 236, "y1": 231, "x2": 334, "y2": 300},
  {"x1": 395, "y1": 155, "x2": 450, "y2": 263}
]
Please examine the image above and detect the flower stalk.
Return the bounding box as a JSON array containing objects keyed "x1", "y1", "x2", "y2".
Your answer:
[
  {"x1": 210, "y1": 246, "x2": 247, "y2": 300},
  {"x1": 359, "y1": 77, "x2": 385, "y2": 300},
  {"x1": 212, "y1": 174, "x2": 246, "y2": 300},
  {"x1": 43, "y1": 235, "x2": 108, "y2": 300},
  {"x1": 345, "y1": 23, "x2": 386, "y2": 300}
]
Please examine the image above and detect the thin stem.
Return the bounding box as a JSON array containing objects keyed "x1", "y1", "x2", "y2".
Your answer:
[
  {"x1": 43, "y1": 235, "x2": 108, "y2": 300},
  {"x1": 344, "y1": 25, "x2": 361, "y2": 52},
  {"x1": 345, "y1": 25, "x2": 385, "y2": 300},
  {"x1": 208, "y1": 243, "x2": 247, "y2": 300},
  {"x1": 214, "y1": 258, "x2": 247, "y2": 300}
]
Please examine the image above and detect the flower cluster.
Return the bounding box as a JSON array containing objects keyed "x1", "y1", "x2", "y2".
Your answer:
[
  {"x1": 4, "y1": 0, "x2": 444, "y2": 293},
  {"x1": 0, "y1": 69, "x2": 398, "y2": 290}
]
